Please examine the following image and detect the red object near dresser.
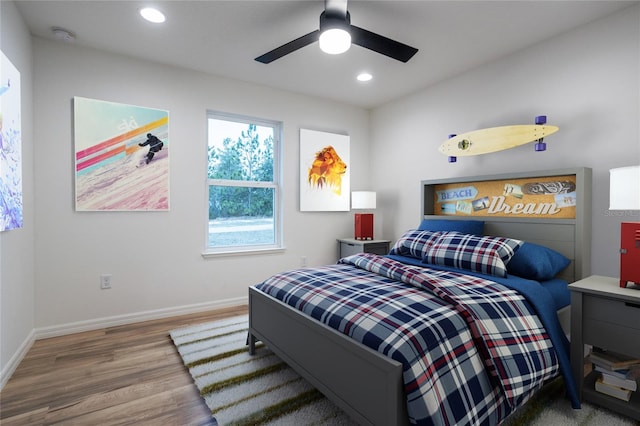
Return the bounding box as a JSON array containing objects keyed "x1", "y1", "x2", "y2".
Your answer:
[
  {"x1": 620, "y1": 222, "x2": 640, "y2": 288},
  {"x1": 354, "y1": 213, "x2": 374, "y2": 240}
]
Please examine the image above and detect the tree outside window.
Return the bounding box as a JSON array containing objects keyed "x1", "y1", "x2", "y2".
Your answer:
[{"x1": 207, "y1": 113, "x2": 282, "y2": 252}]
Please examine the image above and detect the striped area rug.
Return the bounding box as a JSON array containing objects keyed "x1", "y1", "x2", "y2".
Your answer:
[{"x1": 169, "y1": 315, "x2": 357, "y2": 425}]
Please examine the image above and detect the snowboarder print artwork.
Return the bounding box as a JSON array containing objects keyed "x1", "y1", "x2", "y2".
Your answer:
[{"x1": 74, "y1": 97, "x2": 170, "y2": 211}]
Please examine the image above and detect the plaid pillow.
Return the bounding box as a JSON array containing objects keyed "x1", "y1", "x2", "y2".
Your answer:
[
  {"x1": 423, "y1": 232, "x2": 523, "y2": 277},
  {"x1": 389, "y1": 230, "x2": 444, "y2": 260}
]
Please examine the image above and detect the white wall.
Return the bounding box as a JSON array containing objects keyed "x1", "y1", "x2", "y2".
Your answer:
[
  {"x1": 371, "y1": 4, "x2": 640, "y2": 279},
  {"x1": 32, "y1": 38, "x2": 370, "y2": 332},
  {"x1": 0, "y1": 1, "x2": 35, "y2": 386}
]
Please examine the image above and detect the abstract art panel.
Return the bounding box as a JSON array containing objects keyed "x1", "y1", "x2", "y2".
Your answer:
[
  {"x1": 74, "y1": 97, "x2": 169, "y2": 211},
  {"x1": 300, "y1": 128, "x2": 350, "y2": 211},
  {"x1": 0, "y1": 50, "x2": 23, "y2": 231}
]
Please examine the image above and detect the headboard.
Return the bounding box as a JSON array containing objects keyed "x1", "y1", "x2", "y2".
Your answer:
[{"x1": 421, "y1": 168, "x2": 592, "y2": 283}]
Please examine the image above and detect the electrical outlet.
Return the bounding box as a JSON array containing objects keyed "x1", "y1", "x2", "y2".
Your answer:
[
  {"x1": 301, "y1": 256, "x2": 308, "y2": 267},
  {"x1": 100, "y1": 274, "x2": 112, "y2": 290}
]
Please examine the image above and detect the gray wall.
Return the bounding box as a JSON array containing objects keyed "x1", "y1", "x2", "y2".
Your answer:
[{"x1": 371, "y1": 4, "x2": 640, "y2": 279}]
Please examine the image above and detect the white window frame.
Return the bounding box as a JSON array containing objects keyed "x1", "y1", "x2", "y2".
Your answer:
[{"x1": 203, "y1": 111, "x2": 283, "y2": 256}]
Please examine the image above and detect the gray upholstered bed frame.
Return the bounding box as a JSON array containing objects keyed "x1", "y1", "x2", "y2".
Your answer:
[{"x1": 248, "y1": 167, "x2": 592, "y2": 425}]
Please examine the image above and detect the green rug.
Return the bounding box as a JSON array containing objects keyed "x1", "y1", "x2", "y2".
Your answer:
[{"x1": 170, "y1": 315, "x2": 638, "y2": 426}]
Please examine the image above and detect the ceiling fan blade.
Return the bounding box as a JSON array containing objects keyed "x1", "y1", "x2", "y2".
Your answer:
[
  {"x1": 255, "y1": 30, "x2": 321, "y2": 64},
  {"x1": 350, "y1": 25, "x2": 418, "y2": 63}
]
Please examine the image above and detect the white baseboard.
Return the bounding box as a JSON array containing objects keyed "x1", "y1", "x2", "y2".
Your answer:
[
  {"x1": 34, "y1": 296, "x2": 248, "y2": 339},
  {"x1": 0, "y1": 328, "x2": 36, "y2": 390},
  {"x1": 1, "y1": 296, "x2": 247, "y2": 390}
]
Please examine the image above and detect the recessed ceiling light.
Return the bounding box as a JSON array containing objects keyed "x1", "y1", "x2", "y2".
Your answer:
[
  {"x1": 140, "y1": 7, "x2": 166, "y2": 23},
  {"x1": 357, "y1": 73, "x2": 373, "y2": 82}
]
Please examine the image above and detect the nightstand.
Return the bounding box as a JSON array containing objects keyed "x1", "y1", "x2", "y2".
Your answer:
[
  {"x1": 337, "y1": 238, "x2": 391, "y2": 259},
  {"x1": 569, "y1": 275, "x2": 640, "y2": 421}
]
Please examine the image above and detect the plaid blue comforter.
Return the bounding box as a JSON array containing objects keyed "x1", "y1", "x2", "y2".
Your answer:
[{"x1": 255, "y1": 254, "x2": 562, "y2": 425}]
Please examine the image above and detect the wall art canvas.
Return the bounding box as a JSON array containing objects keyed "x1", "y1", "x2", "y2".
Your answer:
[
  {"x1": 300, "y1": 128, "x2": 350, "y2": 211},
  {"x1": 0, "y1": 50, "x2": 23, "y2": 231},
  {"x1": 74, "y1": 97, "x2": 169, "y2": 211}
]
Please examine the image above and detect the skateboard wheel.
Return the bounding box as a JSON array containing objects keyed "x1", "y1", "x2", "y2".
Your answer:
[
  {"x1": 535, "y1": 141, "x2": 546, "y2": 151},
  {"x1": 535, "y1": 115, "x2": 547, "y2": 125},
  {"x1": 448, "y1": 156, "x2": 457, "y2": 163}
]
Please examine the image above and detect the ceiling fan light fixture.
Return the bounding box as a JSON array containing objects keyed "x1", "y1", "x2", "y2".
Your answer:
[
  {"x1": 318, "y1": 10, "x2": 351, "y2": 55},
  {"x1": 319, "y1": 28, "x2": 351, "y2": 54}
]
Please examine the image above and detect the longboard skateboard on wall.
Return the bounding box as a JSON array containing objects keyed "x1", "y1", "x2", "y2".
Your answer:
[{"x1": 439, "y1": 115, "x2": 558, "y2": 162}]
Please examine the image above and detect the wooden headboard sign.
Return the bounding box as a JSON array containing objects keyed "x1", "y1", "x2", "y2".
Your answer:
[
  {"x1": 421, "y1": 168, "x2": 592, "y2": 282},
  {"x1": 432, "y1": 174, "x2": 577, "y2": 219}
]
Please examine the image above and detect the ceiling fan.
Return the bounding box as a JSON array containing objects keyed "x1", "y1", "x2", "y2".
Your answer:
[{"x1": 255, "y1": 0, "x2": 418, "y2": 64}]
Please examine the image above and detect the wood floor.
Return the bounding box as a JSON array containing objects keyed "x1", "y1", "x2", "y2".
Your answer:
[{"x1": 0, "y1": 305, "x2": 248, "y2": 426}]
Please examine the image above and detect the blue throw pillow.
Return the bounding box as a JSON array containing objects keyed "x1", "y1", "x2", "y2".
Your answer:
[
  {"x1": 507, "y1": 242, "x2": 570, "y2": 281},
  {"x1": 418, "y1": 219, "x2": 484, "y2": 235}
]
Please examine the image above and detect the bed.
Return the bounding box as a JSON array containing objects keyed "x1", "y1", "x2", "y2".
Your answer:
[{"x1": 248, "y1": 167, "x2": 592, "y2": 425}]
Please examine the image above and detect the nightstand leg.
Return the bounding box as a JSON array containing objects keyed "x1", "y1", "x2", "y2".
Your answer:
[{"x1": 570, "y1": 291, "x2": 585, "y2": 402}]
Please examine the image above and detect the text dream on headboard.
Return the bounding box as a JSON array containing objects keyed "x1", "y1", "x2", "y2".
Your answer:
[{"x1": 433, "y1": 174, "x2": 577, "y2": 219}]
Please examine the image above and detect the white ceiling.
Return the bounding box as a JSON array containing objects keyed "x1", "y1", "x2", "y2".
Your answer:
[{"x1": 15, "y1": 0, "x2": 638, "y2": 109}]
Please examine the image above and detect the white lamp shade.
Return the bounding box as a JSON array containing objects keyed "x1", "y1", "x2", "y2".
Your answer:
[
  {"x1": 352, "y1": 191, "x2": 376, "y2": 210},
  {"x1": 610, "y1": 165, "x2": 640, "y2": 210}
]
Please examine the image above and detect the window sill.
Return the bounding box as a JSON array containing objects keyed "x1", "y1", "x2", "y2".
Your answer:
[{"x1": 201, "y1": 246, "x2": 286, "y2": 259}]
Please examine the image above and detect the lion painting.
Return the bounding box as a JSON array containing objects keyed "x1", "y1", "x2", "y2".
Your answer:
[{"x1": 307, "y1": 145, "x2": 347, "y2": 195}]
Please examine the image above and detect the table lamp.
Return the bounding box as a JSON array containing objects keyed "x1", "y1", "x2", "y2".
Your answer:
[
  {"x1": 352, "y1": 191, "x2": 376, "y2": 240},
  {"x1": 609, "y1": 165, "x2": 640, "y2": 288}
]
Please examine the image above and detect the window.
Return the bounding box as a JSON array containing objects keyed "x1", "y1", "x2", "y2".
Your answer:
[{"x1": 206, "y1": 112, "x2": 282, "y2": 253}]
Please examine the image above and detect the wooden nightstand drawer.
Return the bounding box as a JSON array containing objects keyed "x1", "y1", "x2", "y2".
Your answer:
[
  {"x1": 584, "y1": 295, "x2": 640, "y2": 331},
  {"x1": 358, "y1": 242, "x2": 388, "y2": 255},
  {"x1": 583, "y1": 320, "x2": 640, "y2": 358},
  {"x1": 340, "y1": 241, "x2": 364, "y2": 257},
  {"x1": 337, "y1": 238, "x2": 391, "y2": 259}
]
